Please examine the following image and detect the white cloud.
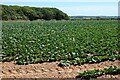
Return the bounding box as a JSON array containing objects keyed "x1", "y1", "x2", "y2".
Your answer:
[{"x1": 1, "y1": 0, "x2": 120, "y2": 2}]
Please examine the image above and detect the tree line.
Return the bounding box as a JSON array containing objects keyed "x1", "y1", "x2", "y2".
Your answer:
[{"x1": 1, "y1": 5, "x2": 70, "y2": 21}]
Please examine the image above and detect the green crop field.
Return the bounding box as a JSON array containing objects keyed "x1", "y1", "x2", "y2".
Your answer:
[
  {"x1": 76, "y1": 66, "x2": 120, "y2": 79},
  {"x1": 2, "y1": 20, "x2": 120, "y2": 66}
]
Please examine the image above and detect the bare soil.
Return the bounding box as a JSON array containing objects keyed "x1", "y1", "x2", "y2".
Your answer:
[{"x1": 1, "y1": 60, "x2": 120, "y2": 79}]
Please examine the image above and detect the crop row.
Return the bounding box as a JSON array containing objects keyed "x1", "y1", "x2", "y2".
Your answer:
[
  {"x1": 76, "y1": 66, "x2": 120, "y2": 79},
  {"x1": 58, "y1": 54, "x2": 120, "y2": 66}
]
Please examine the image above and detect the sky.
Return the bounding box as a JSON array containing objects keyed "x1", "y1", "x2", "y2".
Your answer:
[{"x1": 1, "y1": 0, "x2": 120, "y2": 16}]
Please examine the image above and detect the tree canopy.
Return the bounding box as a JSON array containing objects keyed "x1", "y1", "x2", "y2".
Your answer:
[{"x1": 1, "y1": 5, "x2": 70, "y2": 21}]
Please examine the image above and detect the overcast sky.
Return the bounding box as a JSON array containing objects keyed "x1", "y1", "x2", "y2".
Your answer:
[{"x1": 1, "y1": 0, "x2": 119, "y2": 16}]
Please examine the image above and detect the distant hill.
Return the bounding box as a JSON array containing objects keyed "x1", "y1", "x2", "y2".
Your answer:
[
  {"x1": 1, "y1": 5, "x2": 70, "y2": 21},
  {"x1": 70, "y1": 16, "x2": 118, "y2": 19}
]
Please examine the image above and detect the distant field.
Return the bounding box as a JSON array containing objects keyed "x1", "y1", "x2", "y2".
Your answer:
[{"x1": 2, "y1": 20, "x2": 119, "y2": 65}]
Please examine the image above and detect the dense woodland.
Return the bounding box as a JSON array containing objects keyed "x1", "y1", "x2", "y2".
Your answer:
[{"x1": 1, "y1": 5, "x2": 70, "y2": 21}]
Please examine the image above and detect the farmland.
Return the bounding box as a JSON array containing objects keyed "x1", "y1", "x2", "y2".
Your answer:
[{"x1": 1, "y1": 20, "x2": 120, "y2": 78}]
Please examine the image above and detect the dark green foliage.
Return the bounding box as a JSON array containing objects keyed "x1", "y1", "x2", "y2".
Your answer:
[
  {"x1": 76, "y1": 66, "x2": 120, "y2": 79},
  {"x1": 1, "y1": 5, "x2": 70, "y2": 21}
]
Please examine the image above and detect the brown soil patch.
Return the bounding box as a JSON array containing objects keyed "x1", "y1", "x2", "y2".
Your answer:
[{"x1": 1, "y1": 60, "x2": 120, "y2": 78}]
